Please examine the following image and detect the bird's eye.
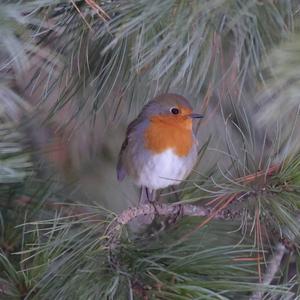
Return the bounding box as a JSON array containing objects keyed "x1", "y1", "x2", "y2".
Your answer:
[{"x1": 170, "y1": 107, "x2": 180, "y2": 115}]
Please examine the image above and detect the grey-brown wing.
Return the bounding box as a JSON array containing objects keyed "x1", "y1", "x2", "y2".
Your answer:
[
  {"x1": 116, "y1": 117, "x2": 141, "y2": 181},
  {"x1": 116, "y1": 102, "x2": 152, "y2": 181},
  {"x1": 116, "y1": 136, "x2": 129, "y2": 181}
]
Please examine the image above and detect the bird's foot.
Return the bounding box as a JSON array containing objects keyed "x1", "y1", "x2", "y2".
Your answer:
[
  {"x1": 167, "y1": 204, "x2": 184, "y2": 225},
  {"x1": 149, "y1": 200, "x2": 160, "y2": 218}
]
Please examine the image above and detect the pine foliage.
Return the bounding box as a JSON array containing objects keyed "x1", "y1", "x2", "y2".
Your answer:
[{"x1": 1, "y1": 1, "x2": 300, "y2": 299}]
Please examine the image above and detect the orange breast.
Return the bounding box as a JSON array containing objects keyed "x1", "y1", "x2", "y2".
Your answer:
[{"x1": 144, "y1": 115, "x2": 193, "y2": 157}]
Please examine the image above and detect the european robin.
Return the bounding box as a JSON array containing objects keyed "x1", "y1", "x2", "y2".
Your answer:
[{"x1": 117, "y1": 93, "x2": 203, "y2": 199}]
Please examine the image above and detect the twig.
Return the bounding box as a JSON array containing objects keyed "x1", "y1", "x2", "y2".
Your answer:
[
  {"x1": 117, "y1": 203, "x2": 222, "y2": 225},
  {"x1": 249, "y1": 243, "x2": 286, "y2": 300},
  {"x1": 106, "y1": 203, "x2": 226, "y2": 246}
]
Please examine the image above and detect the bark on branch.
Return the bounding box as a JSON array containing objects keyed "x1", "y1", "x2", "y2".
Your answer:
[
  {"x1": 106, "y1": 203, "x2": 227, "y2": 245},
  {"x1": 249, "y1": 243, "x2": 287, "y2": 300},
  {"x1": 117, "y1": 203, "x2": 224, "y2": 224}
]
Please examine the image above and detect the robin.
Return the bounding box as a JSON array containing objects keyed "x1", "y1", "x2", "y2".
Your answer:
[{"x1": 117, "y1": 93, "x2": 203, "y2": 202}]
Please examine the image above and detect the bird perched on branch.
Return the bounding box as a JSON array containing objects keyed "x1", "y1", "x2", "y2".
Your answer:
[{"x1": 117, "y1": 93, "x2": 203, "y2": 202}]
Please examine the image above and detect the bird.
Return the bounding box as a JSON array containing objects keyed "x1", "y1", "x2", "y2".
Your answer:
[{"x1": 117, "y1": 93, "x2": 203, "y2": 202}]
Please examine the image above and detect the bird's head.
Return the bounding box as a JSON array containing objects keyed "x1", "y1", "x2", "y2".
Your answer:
[{"x1": 142, "y1": 93, "x2": 203, "y2": 130}]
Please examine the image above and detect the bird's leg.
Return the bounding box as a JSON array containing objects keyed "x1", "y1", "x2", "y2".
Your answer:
[
  {"x1": 167, "y1": 186, "x2": 183, "y2": 224},
  {"x1": 145, "y1": 187, "x2": 159, "y2": 216},
  {"x1": 145, "y1": 187, "x2": 157, "y2": 202},
  {"x1": 138, "y1": 187, "x2": 144, "y2": 206},
  {"x1": 133, "y1": 187, "x2": 155, "y2": 227},
  {"x1": 138, "y1": 187, "x2": 154, "y2": 205},
  {"x1": 145, "y1": 187, "x2": 151, "y2": 202},
  {"x1": 150, "y1": 189, "x2": 157, "y2": 203}
]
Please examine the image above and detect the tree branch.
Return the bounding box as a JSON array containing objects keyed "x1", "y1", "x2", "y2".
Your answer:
[
  {"x1": 106, "y1": 203, "x2": 227, "y2": 245},
  {"x1": 116, "y1": 203, "x2": 224, "y2": 225},
  {"x1": 249, "y1": 243, "x2": 286, "y2": 300}
]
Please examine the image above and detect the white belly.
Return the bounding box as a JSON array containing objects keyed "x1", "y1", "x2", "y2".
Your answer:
[{"x1": 136, "y1": 149, "x2": 194, "y2": 190}]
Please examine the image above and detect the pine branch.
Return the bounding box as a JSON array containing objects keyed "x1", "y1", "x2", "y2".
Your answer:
[
  {"x1": 116, "y1": 203, "x2": 222, "y2": 225},
  {"x1": 106, "y1": 201, "x2": 237, "y2": 252},
  {"x1": 250, "y1": 243, "x2": 287, "y2": 300},
  {"x1": 1, "y1": 1, "x2": 300, "y2": 299}
]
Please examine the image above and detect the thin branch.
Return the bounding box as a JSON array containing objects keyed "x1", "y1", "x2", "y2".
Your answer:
[
  {"x1": 106, "y1": 203, "x2": 227, "y2": 247},
  {"x1": 116, "y1": 203, "x2": 223, "y2": 225},
  {"x1": 249, "y1": 243, "x2": 286, "y2": 300}
]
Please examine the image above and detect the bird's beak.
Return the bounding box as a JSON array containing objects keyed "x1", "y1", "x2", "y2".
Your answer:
[{"x1": 189, "y1": 113, "x2": 204, "y2": 119}]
